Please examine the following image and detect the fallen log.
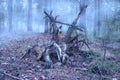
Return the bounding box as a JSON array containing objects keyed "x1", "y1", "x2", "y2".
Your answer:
[
  {"x1": 54, "y1": 20, "x2": 85, "y2": 31},
  {"x1": 44, "y1": 11, "x2": 85, "y2": 32}
]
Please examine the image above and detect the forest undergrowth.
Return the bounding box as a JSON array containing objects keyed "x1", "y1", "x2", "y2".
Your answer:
[{"x1": 0, "y1": 33, "x2": 119, "y2": 80}]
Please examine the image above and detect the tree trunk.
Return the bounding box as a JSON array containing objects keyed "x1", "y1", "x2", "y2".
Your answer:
[
  {"x1": 80, "y1": 0, "x2": 86, "y2": 28},
  {"x1": 44, "y1": 0, "x2": 52, "y2": 33},
  {"x1": 44, "y1": 17, "x2": 49, "y2": 33},
  {"x1": 0, "y1": 12, "x2": 4, "y2": 33},
  {"x1": 8, "y1": 0, "x2": 13, "y2": 32},
  {"x1": 94, "y1": 0, "x2": 101, "y2": 36},
  {"x1": 27, "y1": 0, "x2": 32, "y2": 31},
  {"x1": 65, "y1": 2, "x2": 87, "y2": 43}
]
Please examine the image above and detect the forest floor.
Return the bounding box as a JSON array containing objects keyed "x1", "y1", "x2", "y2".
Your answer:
[{"x1": 0, "y1": 33, "x2": 120, "y2": 80}]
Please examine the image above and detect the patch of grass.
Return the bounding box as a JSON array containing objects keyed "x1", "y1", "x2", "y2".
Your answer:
[{"x1": 90, "y1": 56, "x2": 118, "y2": 75}]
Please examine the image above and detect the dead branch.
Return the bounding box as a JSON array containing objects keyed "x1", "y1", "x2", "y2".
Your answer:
[
  {"x1": 44, "y1": 11, "x2": 55, "y2": 21},
  {"x1": 0, "y1": 71, "x2": 21, "y2": 80},
  {"x1": 54, "y1": 20, "x2": 85, "y2": 31},
  {"x1": 20, "y1": 45, "x2": 43, "y2": 60},
  {"x1": 65, "y1": 5, "x2": 88, "y2": 43},
  {"x1": 72, "y1": 5, "x2": 88, "y2": 25},
  {"x1": 44, "y1": 10, "x2": 85, "y2": 32},
  {"x1": 44, "y1": 10, "x2": 84, "y2": 32},
  {"x1": 44, "y1": 11, "x2": 61, "y2": 42},
  {"x1": 77, "y1": 39, "x2": 90, "y2": 49}
]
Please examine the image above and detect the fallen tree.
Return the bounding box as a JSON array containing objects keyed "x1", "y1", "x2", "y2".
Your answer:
[
  {"x1": 44, "y1": 4, "x2": 89, "y2": 50},
  {"x1": 21, "y1": 4, "x2": 90, "y2": 68}
]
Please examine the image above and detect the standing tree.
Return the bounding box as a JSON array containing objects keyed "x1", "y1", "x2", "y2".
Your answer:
[
  {"x1": 0, "y1": 0, "x2": 5, "y2": 33},
  {"x1": 79, "y1": 0, "x2": 86, "y2": 29},
  {"x1": 44, "y1": 16, "x2": 49, "y2": 33},
  {"x1": 27, "y1": 0, "x2": 32, "y2": 31},
  {"x1": 8, "y1": 0, "x2": 13, "y2": 32},
  {"x1": 0, "y1": 12, "x2": 4, "y2": 33},
  {"x1": 44, "y1": 0, "x2": 52, "y2": 33},
  {"x1": 94, "y1": 0, "x2": 101, "y2": 37}
]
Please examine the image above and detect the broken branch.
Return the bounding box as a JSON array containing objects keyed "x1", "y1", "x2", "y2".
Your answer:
[{"x1": 0, "y1": 71, "x2": 21, "y2": 80}]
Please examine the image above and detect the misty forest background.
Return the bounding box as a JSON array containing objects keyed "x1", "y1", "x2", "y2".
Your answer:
[
  {"x1": 0, "y1": 0, "x2": 119, "y2": 41},
  {"x1": 0, "y1": 0, "x2": 120, "y2": 80}
]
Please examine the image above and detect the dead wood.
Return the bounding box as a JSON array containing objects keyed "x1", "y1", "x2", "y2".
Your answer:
[
  {"x1": 40, "y1": 42, "x2": 68, "y2": 64},
  {"x1": 77, "y1": 39, "x2": 90, "y2": 49},
  {"x1": 44, "y1": 11, "x2": 60, "y2": 42},
  {"x1": 65, "y1": 5, "x2": 88, "y2": 43},
  {"x1": 53, "y1": 20, "x2": 84, "y2": 31},
  {"x1": 22, "y1": 4, "x2": 90, "y2": 66},
  {"x1": 44, "y1": 4, "x2": 90, "y2": 56},
  {"x1": 0, "y1": 71, "x2": 21, "y2": 80},
  {"x1": 21, "y1": 44, "x2": 43, "y2": 60}
]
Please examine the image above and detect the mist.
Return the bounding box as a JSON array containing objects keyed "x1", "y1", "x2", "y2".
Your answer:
[
  {"x1": 0, "y1": 0, "x2": 120, "y2": 36},
  {"x1": 0, "y1": 0, "x2": 120, "y2": 79}
]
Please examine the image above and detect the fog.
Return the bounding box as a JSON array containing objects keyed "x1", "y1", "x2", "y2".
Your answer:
[{"x1": 0, "y1": 0, "x2": 120, "y2": 34}]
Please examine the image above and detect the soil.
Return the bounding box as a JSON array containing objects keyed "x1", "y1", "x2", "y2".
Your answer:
[{"x1": 0, "y1": 33, "x2": 119, "y2": 80}]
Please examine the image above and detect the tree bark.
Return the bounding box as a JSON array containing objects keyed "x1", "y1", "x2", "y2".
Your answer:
[
  {"x1": 27, "y1": 0, "x2": 32, "y2": 31},
  {"x1": 44, "y1": 17, "x2": 49, "y2": 33},
  {"x1": 0, "y1": 11, "x2": 4, "y2": 33},
  {"x1": 8, "y1": 0, "x2": 13, "y2": 32},
  {"x1": 79, "y1": 0, "x2": 86, "y2": 28},
  {"x1": 94, "y1": 0, "x2": 101, "y2": 36},
  {"x1": 44, "y1": 0, "x2": 52, "y2": 33},
  {"x1": 65, "y1": 5, "x2": 87, "y2": 43}
]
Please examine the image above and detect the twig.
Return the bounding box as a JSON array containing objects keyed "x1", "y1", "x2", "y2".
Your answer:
[{"x1": 0, "y1": 71, "x2": 21, "y2": 80}]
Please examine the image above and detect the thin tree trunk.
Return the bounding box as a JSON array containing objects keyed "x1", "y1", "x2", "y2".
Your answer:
[
  {"x1": 44, "y1": 17, "x2": 49, "y2": 33},
  {"x1": 8, "y1": 0, "x2": 13, "y2": 32},
  {"x1": 27, "y1": 0, "x2": 32, "y2": 31},
  {"x1": 80, "y1": 0, "x2": 86, "y2": 28},
  {"x1": 0, "y1": 12, "x2": 5, "y2": 33},
  {"x1": 94, "y1": 0, "x2": 101, "y2": 36},
  {"x1": 44, "y1": 0, "x2": 52, "y2": 33}
]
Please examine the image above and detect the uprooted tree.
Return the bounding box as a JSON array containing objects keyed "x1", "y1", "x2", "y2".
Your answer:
[
  {"x1": 43, "y1": 4, "x2": 90, "y2": 50},
  {"x1": 21, "y1": 4, "x2": 90, "y2": 68}
]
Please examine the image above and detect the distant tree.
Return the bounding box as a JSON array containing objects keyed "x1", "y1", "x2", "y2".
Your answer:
[
  {"x1": 103, "y1": 11, "x2": 120, "y2": 42},
  {"x1": 79, "y1": 0, "x2": 86, "y2": 28},
  {"x1": 44, "y1": 0, "x2": 52, "y2": 33},
  {"x1": 94, "y1": 0, "x2": 101, "y2": 37},
  {"x1": 0, "y1": 0, "x2": 5, "y2": 33},
  {"x1": 15, "y1": 0, "x2": 25, "y2": 24},
  {"x1": 0, "y1": 12, "x2": 4, "y2": 33},
  {"x1": 44, "y1": 17, "x2": 49, "y2": 33},
  {"x1": 8, "y1": 0, "x2": 13, "y2": 32},
  {"x1": 27, "y1": 0, "x2": 32, "y2": 31}
]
